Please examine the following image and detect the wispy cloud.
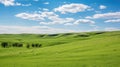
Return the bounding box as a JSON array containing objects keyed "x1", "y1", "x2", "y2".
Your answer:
[
  {"x1": 86, "y1": 11, "x2": 120, "y2": 23},
  {"x1": 93, "y1": 12, "x2": 120, "y2": 19},
  {"x1": 74, "y1": 19, "x2": 95, "y2": 25},
  {"x1": 64, "y1": 23, "x2": 74, "y2": 26},
  {"x1": 105, "y1": 19, "x2": 120, "y2": 23},
  {"x1": 43, "y1": 8, "x2": 49, "y2": 11},
  {"x1": 99, "y1": 5, "x2": 107, "y2": 9},
  {"x1": 21, "y1": 3, "x2": 31, "y2": 6},
  {"x1": 85, "y1": 11, "x2": 120, "y2": 21}
]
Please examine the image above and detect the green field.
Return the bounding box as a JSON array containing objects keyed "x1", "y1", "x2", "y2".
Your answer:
[{"x1": 0, "y1": 31, "x2": 120, "y2": 67}]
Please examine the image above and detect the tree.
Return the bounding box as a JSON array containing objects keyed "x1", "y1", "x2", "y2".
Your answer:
[
  {"x1": 26, "y1": 44, "x2": 30, "y2": 48},
  {"x1": 18, "y1": 43, "x2": 23, "y2": 47},
  {"x1": 38, "y1": 44, "x2": 42, "y2": 47},
  {"x1": 1, "y1": 42, "x2": 9, "y2": 48},
  {"x1": 32, "y1": 44, "x2": 35, "y2": 47}
]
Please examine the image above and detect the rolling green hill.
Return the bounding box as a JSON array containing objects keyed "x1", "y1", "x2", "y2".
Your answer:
[{"x1": 0, "y1": 31, "x2": 120, "y2": 67}]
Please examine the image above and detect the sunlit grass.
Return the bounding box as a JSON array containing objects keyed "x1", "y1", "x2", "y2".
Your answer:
[{"x1": 0, "y1": 31, "x2": 120, "y2": 67}]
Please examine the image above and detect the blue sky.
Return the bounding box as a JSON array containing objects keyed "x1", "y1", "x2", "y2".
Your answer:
[{"x1": 0, "y1": 0, "x2": 120, "y2": 34}]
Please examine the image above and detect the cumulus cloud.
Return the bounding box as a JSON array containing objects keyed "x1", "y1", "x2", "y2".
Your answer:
[
  {"x1": 15, "y1": 13, "x2": 44, "y2": 21},
  {"x1": 16, "y1": 11, "x2": 75, "y2": 25},
  {"x1": 105, "y1": 19, "x2": 120, "y2": 23},
  {"x1": 0, "y1": 0, "x2": 16, "y2": 6},
  {"x1": 74, "y1": 19, "x2": 95, "y2": 25},
  {"x1": 0, "y1": 25, "x2": 77, "y2": 34},
  {"x1": 40, "y1": 12, "x2": 74, "y2": 25},
  {"x1": 0, "y1": 0, "x2": 31, "y2": 6},
  {"x1": 15, "y1": 11, "x2": 96, "y2": 25},
  {"x1": 15, "y1": 12, "x2": 58, "y2": 21},
  {"x1": 99, "y1": 5, "x2": 106, "y2": 9},
  {"x1": 54, "y1": 3, "x2": 90, "y2": 14}
]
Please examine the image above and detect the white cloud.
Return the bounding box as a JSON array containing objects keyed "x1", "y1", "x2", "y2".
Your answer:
[
  {"x1": 40, "y1": 18, "x2": 75, "y2": 25},
  {"x1": 21, "y1": 3, "x2": 31, "y2": 6},
  {"x1": 44, "y1": 2, "x2": 49, "y2": 4},
  {"x1": 105, "y1": 27, "x2": 120, "y2": 31},
  {"x1": 15, "y1": 12, "x2": 58, "y2": 21},
  {"x1": 54, "y1": 3, "x2": 90, "y2": 14},
  {"x1": 52, "y1": 18, "x2": 74, "y2": 24},
  {"x1": 105, "y1": 19, "x2": 120, "y2": 23},
  {"x1": 16, "y1": 11, "x2": 95, "y2": 25},
  {"x1": 0, "y1": 0, "x2": 15, "y2": 6},
  {"x1": 16, "y1": 11, "x2": 75, "y2": 25},
  {"x1": 0, "y1": 25, "x2": 77, "y2": 34},
  {"x1": 43, "y1": 8, "x2": 49, "y2": 11},
  {"x1": 85, "y1": 16, "x2": 92, "y2": 19},
  {"x1": 15, "y1": 13, "x2": 44, "y2": 21},
  {"x1": 93, "y1": 12, "x2": 120, "y2": 19},
  {"x1": 99, "y1": 5, "x2": 106, "y2": 9},
  {"x1": 85, "y1": 12, "x2": 120, "y2": 24},
  {"x1": 41, "y1": 11, "x2": 58, "y2": 18},
  {"x1": 64, "y1": 23, "x2": 74, "y2": 26},
  {"x1": 0, "y1": 0, "x2": 31, "y2": 6},
  {"x1": 74, "y1": 19, "x2": 95, "y2": 25}
]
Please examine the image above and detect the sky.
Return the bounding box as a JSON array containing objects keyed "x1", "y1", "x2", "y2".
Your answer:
[{"x1": 0, "y1": 0, "x2": 120, "y2": 34}]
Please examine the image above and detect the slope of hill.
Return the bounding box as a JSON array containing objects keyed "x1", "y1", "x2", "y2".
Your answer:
[{"x1": 0, "y1": 31, "x2": 120, "y2": 67}]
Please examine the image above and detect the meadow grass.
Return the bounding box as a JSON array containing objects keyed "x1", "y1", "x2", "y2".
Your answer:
[{"x1": 0, "y1": 31, "x2": 120, "y2": 67}]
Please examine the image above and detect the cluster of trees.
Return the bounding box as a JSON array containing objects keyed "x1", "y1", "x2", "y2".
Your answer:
[
  {"x1": 0, "y1": 42, "x2": 23, "y2": 48},
  {"x1": 26, "y1": 44, "x2": 42, "y2": 48},
  {"x1": 12, "y1": 43, "x2": 23, "y2": 47},
  {"x1": 0, "y1": 42, "x2": 42, "y2": 48}
]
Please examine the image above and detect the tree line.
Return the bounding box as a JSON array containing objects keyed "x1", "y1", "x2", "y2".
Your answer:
[{"x1": 0, "y1": 42, "x2": 42, "y2": 48}]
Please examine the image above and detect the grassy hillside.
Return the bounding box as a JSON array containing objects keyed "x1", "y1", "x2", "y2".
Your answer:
[{"x1": 0, "y1": 31, "x2": 120, "y2": 67}]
